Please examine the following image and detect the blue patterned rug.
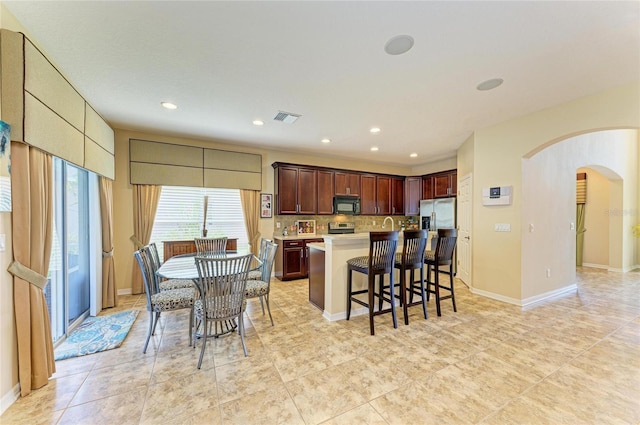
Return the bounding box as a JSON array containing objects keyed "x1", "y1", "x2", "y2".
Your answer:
[{"x1": 54, "y1": 310, "x2": 139, "y2": 361}]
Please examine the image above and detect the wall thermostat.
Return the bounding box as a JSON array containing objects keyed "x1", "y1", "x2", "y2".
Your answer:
[{"x1": 482, "y1": 186, "x2": 512, "y2": 205}]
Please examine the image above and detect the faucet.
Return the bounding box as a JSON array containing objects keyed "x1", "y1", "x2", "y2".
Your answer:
[{"x1": 382, "y1": 216, "x2": 394, "y2": 231}]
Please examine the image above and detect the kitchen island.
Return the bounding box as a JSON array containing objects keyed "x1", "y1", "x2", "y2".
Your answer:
[{"x1": 308, "y1": 232, "x2": 408, "y2": 321}]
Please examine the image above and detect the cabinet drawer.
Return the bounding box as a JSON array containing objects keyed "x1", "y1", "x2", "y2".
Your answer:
[{"x1": 283, "y1": 240, "x2": 304, "y2": 248}]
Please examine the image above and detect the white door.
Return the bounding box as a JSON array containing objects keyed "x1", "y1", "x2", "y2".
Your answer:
[{"x1": 457, "y1": 174, "x2": 472, "y2": 286}]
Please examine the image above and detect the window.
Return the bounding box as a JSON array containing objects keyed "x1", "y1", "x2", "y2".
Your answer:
[
  {"x1": 46, "y1": 158, "x2": 92, "y2": 343},
  {"x1": 150, "y1": 187, "x2": 248, "y2": 260}
]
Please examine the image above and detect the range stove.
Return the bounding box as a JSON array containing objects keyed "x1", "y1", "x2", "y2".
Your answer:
[{"x1": 328, "y1": 222, "x2": 355, "y2": 234}]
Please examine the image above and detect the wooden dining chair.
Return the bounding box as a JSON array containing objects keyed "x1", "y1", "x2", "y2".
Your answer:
[
  {"x1": 425, "y1": 228, "x2": 458, "y2": 316},
  {"x1": 194, "y1": 237, "x2": 228, "y2": 254},
  {"x1": 394, "y1": 229, "x2": 428, "y2": 323}
]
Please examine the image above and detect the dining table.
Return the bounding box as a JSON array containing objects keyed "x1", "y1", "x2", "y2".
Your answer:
[{"x1": 156, "y1": 249, "x2": 262, "y2": 337}]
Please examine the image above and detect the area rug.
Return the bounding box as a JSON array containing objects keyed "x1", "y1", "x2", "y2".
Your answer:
[{"x1": 54, "y1": 310, "x2": 139, "y2": 361}]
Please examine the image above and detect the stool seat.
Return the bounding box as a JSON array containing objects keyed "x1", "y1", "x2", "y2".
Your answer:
[{"x1": 346, "y1": 231, "x2": 399, "y2": 335}]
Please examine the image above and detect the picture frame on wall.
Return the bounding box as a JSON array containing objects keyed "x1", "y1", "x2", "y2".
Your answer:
[{"x1": 260, "y1": 193, "x2": 272, "y2": 218}]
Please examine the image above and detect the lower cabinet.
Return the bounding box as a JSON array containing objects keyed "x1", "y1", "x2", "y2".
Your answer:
[
  {"x1": 308, "y1": 246, "x2": 325, "y2": 310},
  {"x1": 274, "y1": 237, "x2": 323, "y2": 280}
]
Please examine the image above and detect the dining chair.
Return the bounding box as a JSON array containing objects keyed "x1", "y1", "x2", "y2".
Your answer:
[
  {"x1": 134, "y1": 248, "x2": 195, "y2": 354},
  {"x1": 194, "y1": 237, "x2": 228, "y2": 254},
  {"x1": 393, "y1": 229, "x2": 428, "y2": 324},
  {"x1": 425, "y1": 228, "x2": 458, "y2": 316},
  {"x1": 247, "y1": 238, "x2": 271, "y2": 280},
  {"x1": 346, "y1": 231, "x2": 399, "y2": 335},
  {"x1": 244, "y1": 241, "x2": 278, "y2": 326},
  {"x1": 147, "y1": 243, "x2": 194, "y2": 291},
  {"x1": 193, "y1": 253, "x2": 252, "y2": 368}
]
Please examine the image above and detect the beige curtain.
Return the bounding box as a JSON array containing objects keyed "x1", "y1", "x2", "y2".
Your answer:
[
  {"x1": 8, "y1": 142, "x2": 55, "y2": 397},
  {"x1": 130, "y1": 185, "x2": 162, "y2": 294},
  {"x1": 240, "y1": 190, "x2": 261, "y2": 257},
  {"x1": 99, "y1": 177, "x2": 117, "y2": 308}
]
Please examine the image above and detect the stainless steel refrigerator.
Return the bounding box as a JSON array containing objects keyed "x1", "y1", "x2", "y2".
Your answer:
[{"x1": 420, "y1": 198, "x2": 456, "y2": 231}]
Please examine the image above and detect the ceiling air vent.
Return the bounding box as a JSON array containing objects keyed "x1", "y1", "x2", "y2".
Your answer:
[{"x1": 273, "y1": 111, "x2": 301, "y2": 124}]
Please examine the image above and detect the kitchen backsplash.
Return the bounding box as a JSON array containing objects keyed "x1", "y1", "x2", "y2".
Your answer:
[{"x1": 273, "y1": 214, "x2": 420, "y2": 235}]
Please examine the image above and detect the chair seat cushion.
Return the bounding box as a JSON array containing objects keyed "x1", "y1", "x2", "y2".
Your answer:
[
  {"x1": 150, "y1": 288, "x2": 194, "y2": 312},
  {"x1": 245, "y1": 280, "x2": 269, "y2": 298},
  {"x1": 159, "y1": 279, "x2": 193, "y2": 291},
  {"x1": 247, "y1": 270, "x2": 262, "y2": 280},
  {"x1": 347, "y1": 256, "x2": 369, "y2": 269},
  {"x1": 194, "y1": 298, "x2": 246, "y2": 320}
]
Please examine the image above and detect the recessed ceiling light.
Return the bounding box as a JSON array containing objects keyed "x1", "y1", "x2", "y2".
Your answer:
[
  {"x1": 384, "y1": 35, "x2": 414, "y2": 55},
  {"x1": 370, "y1": 147, "x2": 379, "y2": 152},
  {"x1": 321, "y1": 138, "x2": 331, "y2": 144},
  {"x1": 253, "y1": 120, "x2": 264, "y2": 126},
  {"x1": 410, "y1": 153, "x2": 418, "y2": 158},
  {"x1": 370, "y1": 127, "x2": 381, "y2": 134},
  {"x1": 161, "y1": 101, "x2": 177, "y2": 110},
  {"x1": 476, "y1": 78, "x2": 504, "y2": 91}
]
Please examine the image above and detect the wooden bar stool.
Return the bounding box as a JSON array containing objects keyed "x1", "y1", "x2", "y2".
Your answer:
[
  {"x1": 346, "y1": 231, "x2": 399, "y2": 335},
  {"x1": 425, "y1": 228, "x2": 458, "y2": 316},
  {"x1": 395, "y1": 229, "x2": 428, "y2": 324}
]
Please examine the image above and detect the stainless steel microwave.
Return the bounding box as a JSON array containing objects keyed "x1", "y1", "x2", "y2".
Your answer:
[{"x1": 333, "y1": 196, "x2": 361, "y2": 215}]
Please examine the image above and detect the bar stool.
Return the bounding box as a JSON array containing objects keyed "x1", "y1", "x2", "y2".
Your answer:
[
  {"x1": 395, "y1": 229, "x2": 428, "y2": 324},
  {"x1": 346, "y1": 231, "x2": 399, "y2": 335},
  {"x1": 425, "y1": 228, "x2": 458, "y2": 316}
]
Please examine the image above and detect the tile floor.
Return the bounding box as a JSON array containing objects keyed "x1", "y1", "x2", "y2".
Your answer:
[{"x1": 2, "y1": 267, "x2": 639, "y2": 424}]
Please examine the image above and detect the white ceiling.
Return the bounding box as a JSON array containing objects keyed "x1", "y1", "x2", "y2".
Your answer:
[{"x1": 4, "y1": 1, "x2": 639, "y2": 167}]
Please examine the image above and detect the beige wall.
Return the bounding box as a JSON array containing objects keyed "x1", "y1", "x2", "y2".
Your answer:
[
  {"x1": 113, "y1": 129, "x2": 415, "y2": 294},
  {"x1": 472, "y1": 81, "x2": 640, "y2": 303},
  {"x1": 579, "y1": 168, "x2": 610, "y2": 267}
]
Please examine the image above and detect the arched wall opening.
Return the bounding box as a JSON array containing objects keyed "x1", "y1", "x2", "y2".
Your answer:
[{"x1": 521, "y1": 129, "x2": 637, "y2": 302}]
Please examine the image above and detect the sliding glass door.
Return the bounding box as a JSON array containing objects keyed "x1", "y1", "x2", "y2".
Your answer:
[{"x1": 46, "y1": 158, "x2": 91, "y2": 343}]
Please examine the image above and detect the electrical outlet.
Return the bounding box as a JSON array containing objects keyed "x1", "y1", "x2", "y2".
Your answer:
[
  {"x1": 570, "y1": 222, "x2": 575, "y2": 230},
  {"x1": 529, "y1": 223, "x2": 534, "y2": 232},
  {"x1": 276, "y1": 222, "x2": 281, "y2": 229},
  {"x1": 372, "y1": 220, "x2": 376, "y2": 226},
  {"x1": 546, "y1": 268, "x2": 551, "y2": 278},
  {"x1": 0, "y1": 234, "x2": 4, "y2": 252}
]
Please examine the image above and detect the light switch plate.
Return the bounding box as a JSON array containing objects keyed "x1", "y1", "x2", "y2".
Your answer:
[
  {"x1": 494, "y1": 223, "x2": 511, "y2": 232},
  {"x1": 0, "y1": 234, "x2": 5, "y2": 252}
]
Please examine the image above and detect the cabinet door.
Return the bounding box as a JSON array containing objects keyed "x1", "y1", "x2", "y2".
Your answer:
[
  {"x1": 277, "y1": 166, "x2": 299, "y2": 214},
  {"x1": 433, "y1": 173, "x2": 451, "y2": 198},
  {"x1": 283, "y1": 245, "x2": 305, "y2": 279},
  {"x1": 297, "y1": 168, "x2": 317, "y2": 214},
  {"x1": 450, "y1": 171, "x2": 458, "y2": 196},
  {"x1": 335, "y1": 172, "x2": 361, "y2": 196},
  {"x1": 376, "y1": 176, "x2": 392, "y2": 216},
  {"x1": 404, "y1": 176, "x2": 421, "y2": 216},
  {"x1": 422, "y1": 176, "x2": 434, "y2": 200},
  {"x1": 391, "y1": 177, "x2": 404, "y2": 215},
  {"x1": 317, "y1": 170, "x2": 334, "y2": 215},
  {"x1": 360, "y1": 175, "x2": 377, "y2": 215}
]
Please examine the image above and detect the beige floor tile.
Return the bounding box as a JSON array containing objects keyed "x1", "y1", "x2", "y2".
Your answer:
[
  {"x1": 320, "y1": 403, "x2": 388, "y2": 425},
  {"x1": 215, "y1": 355, "x2": 284, "y2": 404},
  {"x1": 219, "y1": 384, "x2": 304, "y2": 424},
  {"x1": 57, "y1": 387, "x2": 147, "y2": 425}
]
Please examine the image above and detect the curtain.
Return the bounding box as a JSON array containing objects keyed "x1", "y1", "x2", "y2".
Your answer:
[
  {"x1": 576, "y1": 204, "x2": 586, "y2": 266},
  {"x1": 240, "y1": 190, "x2": 261, "y2": 257},
  {"x1": 99, "y1": 177, "x2": 117, "y2": 308},
  {"x1": 8, "y1": 142, "x2": 55, "y2": 397},
  {"x1": 130, "y1": 185, "x2": 162, "y2": 294}
]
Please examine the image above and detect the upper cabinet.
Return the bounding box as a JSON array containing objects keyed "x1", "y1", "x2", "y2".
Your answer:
[
  {"x1": 404, "y1": 176, "x2": 421, "y2": 216},
  {"x1": 361, "y1": 175, "x2": 398, "y2": 215},
  {"x1": 422, "y1": 170, "x2": 457, "y2": 199},
  {"x1": 391, "y1": 177, "x2": 404, "y2": 215},
  {"x1": 317, "y1": 170, "x2": 335, "y2": 215},
  {"x1": 335, "y1": 172, "x2": 361, "y2": 196},
  {"x1": 273, "y1": 164, "x2": 317, "y2": 214}
]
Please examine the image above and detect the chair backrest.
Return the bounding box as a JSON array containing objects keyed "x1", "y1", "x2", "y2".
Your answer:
[
  {"x1": 194, "y1": 237, "x2": 228, "y2": 254},
  {"x1": 368, "y1": 231, "x2": 399, "y2": 273},
  {"x1": 147, "y1": 242, "x2": 162, "y2": 270},
  {"x1": 258, "y1": 238, "x2": 271, "y2": 260},
  {"x1": 259, "y1": 242, "x2": 278, "y2": 283},
  {"x1": 133, "y1": 248, "x2": 158, "y2": 310},
  {"x1": 194, "y1": 254, "x2": 252, "y2": 319},
  {"x1": 401, "y1": 229, "x2": 428, "y2": 269},
  {"x1": 434, "y1": 228, "x2": 457, "y2": 264}
]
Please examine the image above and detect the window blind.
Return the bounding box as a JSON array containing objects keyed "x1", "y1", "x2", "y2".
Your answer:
[{"x1": 149, "y1": 186, "x2": 249, "y2": 260}]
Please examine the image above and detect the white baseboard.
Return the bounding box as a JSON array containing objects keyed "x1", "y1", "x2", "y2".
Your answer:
[
  {"x1": 117, "y1": 288, "x2": 132, "y2": 296},
  {"x1": 323, "y1": 307, "x2": 368, "y2": 322},
  {"x1": 581, "y1": 263, "x2": 639, "y2": 273},
  {"x1": 581, "y1": 262, "x2": 608, "y2": 270},
  {"x1": 1, "y1": 383, "x2": 20, "y2": 416},
  {"x1": 470, "y1": 284, "x2": 578, "y2": 307}
]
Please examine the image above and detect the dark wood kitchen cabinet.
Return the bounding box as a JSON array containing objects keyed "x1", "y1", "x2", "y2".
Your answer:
[
  {"x1": 273, "y1": 164, "x2": 317, "y2": 214},
  {"x1": 422, "y1": 175, "x2": 434, "y2": 200},
  {"x1": 404, "y1": 176, "x2": 421, "y2": 216},
  {"x1": 308, "y1": 246, "x2": 325, "y2": 310},
  {"x1": 391, "y1": 176, "x2": 404, "y2": 215},
  {"x1": 274, "y1": 237, "x2": 324, "y2": 280},
  {"x1": 433, "y1": 170, "x2": 457, "y2": 198},
  {"x1": 361, "y1": 174, "x2": 391, "y2": 215},
  {"x1": 317, "y1": 170, "x2": 335, "y2": 215},
  {"x1": 335, "y1": 172, "x2": 361, "y2": 196}
]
